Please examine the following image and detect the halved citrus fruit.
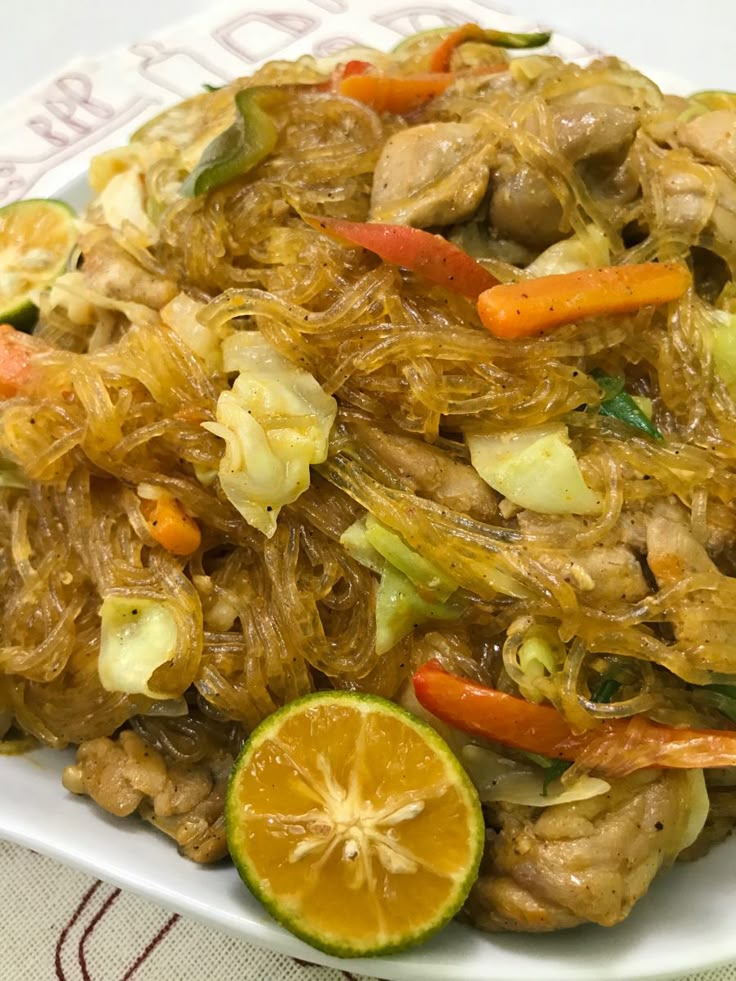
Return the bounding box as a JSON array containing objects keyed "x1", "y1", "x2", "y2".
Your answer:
[
  {"x1": 0, "y1": 198, "x2": 76, "y2": 330},
  {"x1": 226, "y1": 691, "x2": 484, "y2": 958}
]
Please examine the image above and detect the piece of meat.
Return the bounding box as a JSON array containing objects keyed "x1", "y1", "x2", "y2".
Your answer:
[
  {"x1": 532, "y1": 544, "x2": 649, "y2": 605},
  {"x1": 645, "y1": 506, "x2": 736, "y2": 672},
  {"x1": 81, "y1": 233, "x2": 178, "y2": 310},
  {"x1": 678, "y1": 769, "x2": 736, "y2": 861},
  {"x1": 355, "y1": 424, "x2": 498, "y2": 521},
  {"x1": 552, "y1": 104, "x2": 639, "y2": 161},
  {"x1": 711, "y1": 168, "x2": 736, "y2": 255},
  {"x1": 489, "y1": 104, "x2": 639, "y2": 250},
  {"x1": 63, "y1": 729, "x2": 231, "y2": 862},
  {"x1": 369, "y1": 122, "x2": 492, "y2": 227},
  {"x1": 466, "y1": 769, "x2": 703, "y2": 932},
  {"x1": 678, "y1": 110, "x2": 736, "y2": 183},
  {"x1": 489, "y1": 157, "x2": 565, "y2": 250}
]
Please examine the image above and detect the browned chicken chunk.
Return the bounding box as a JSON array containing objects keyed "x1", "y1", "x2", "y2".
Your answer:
[
  {"x1": 369, "y1": 122, "x2": 493, "y2": 227},
  {"x1": 62, "y1": 729, "x2": 231, "y2": 862},
  {"x1": 356, "y1": 424, "x2": 498, "y2": 521},
  {"x1": 490, "y1": 103, "x2": 639, "y2": 249},
  {"x1": 645, "y1": 508, "x2": 736, "y2": 672},
  {"x1": 678, "y1": 110, "x2": 736, "y2": 182},
  {"x1": 81, "y1": 234, "x2": 178, "y2": 310},
  {"x1": 466, "y1": 770, "x2": 706, "y2": 932}
]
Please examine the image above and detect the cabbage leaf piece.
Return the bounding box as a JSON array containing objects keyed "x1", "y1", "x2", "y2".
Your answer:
[
  {"x1": 98, "y1": 596, "x2": 178, "y2": 698},
  {"x1": 466, "y1": 423, "x2": 601, "y2": 515},
  {"x1": 340, "y1": 515, "x2": 461, "y2": 654},
  {"x1": 204, "y1": 332, "x2": 337, "y2": 537}
]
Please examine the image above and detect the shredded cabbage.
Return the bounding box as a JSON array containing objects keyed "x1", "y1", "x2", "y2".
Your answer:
[{"x1": 203, "y1": 332, "x2": 337, "y2": 537}]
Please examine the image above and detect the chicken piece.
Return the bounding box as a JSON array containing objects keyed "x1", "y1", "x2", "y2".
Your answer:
[
  {"x1": 552, "y1": 104, "x2": 639, "y2": 161},
  {"x1": 489, "y1": 104, "x2": 639, "y2": 249},
  {"x1": 711, "y1": 168, "x2": 736, "y2": 253},
  {"x1": 369, "y1": 123, "x2": 492, "y2": 227},
  {"x1": 679, "y1": 769, "x2": 736, "y2": 861},
  {"x1": 62, "y1": 730, "x2": 167, "y2": 816},
  {"x1": 489, "y1": 159, "x2": 565, "y2": 250},
  {"x1": 63, "y1": 729, "x2": 231, "y2": 862},
  {"x1": 355, "y1": 424, "x2": 498, "y2": 521},
  {"x1": 81, "y1": 233, "x2": 178, "y2": 310},
  {"x1": 645, "y1": 506, "x2": 736, "y2": 672},
  {"x1": 532, "y1": 544, "x2": 649, "y2": 605},
  {"x1": 466, "y1": 769, "x2": 704, "y2": 932},
  {"x1": 140, "y1": 751, "x2": 232, "y2": 863},
  {"x1": 678, "y1": 110, "x2": 736, "y2": 183}
]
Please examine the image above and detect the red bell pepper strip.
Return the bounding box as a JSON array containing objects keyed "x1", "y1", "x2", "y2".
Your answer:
[
  {"x1": 0, "y1": 324, "x2": 46, "y2": 398},
  {"x1": 318, "y1": 59, "x2": 374, "y2": 93},
  {"x1": 477, "y1": 262, "x2": 692, "y2": 339},
  {"x1": 412, "y1": 659, "x2": 736, "y2": 776},
  {"x1": 304, "y1": 215, "x2": 498, "y2": 299},
  {"x1": 339, "y1": 72, "x2": 455, "y2": 114},
  {"x1": 429, "y1": 23, "x2": 552, "y2": 73}
]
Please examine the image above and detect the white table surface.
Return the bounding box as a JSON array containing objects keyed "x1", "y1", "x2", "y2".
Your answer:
[{"x1": 1, "y1": 0, "x2": 734, "y2": 104}]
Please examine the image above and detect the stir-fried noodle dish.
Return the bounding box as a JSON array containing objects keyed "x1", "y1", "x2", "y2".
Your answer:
[{"x1": 5, "y1": 23, "x2": 736, "y2": 939}]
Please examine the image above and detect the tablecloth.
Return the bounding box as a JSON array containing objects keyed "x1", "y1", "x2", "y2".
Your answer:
[{"x1": 1, "y1": 1, "x2": 735, "y2": 979}]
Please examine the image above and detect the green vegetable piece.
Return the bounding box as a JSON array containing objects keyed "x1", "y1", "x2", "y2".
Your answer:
[
  {"x1": 180, "y1": 87, "x2": 279, "y2": 198},
  {"x1": 704, "y1": 684, "x2": 736, "y2": 723},
  {"x1": 339, "y1": 516, "x2": 385, "y2": 575},
  {"x1": 0, "y1": 459, "x2": 27, "y2": 489},
  {"x1": 478, "y1": 28, "x2": 551, "y2": 49},
  {"x1": 202, "y1": 83, "x2": 223, "y2": 92},
  {"x1": 542, "y1": 758, "x2": 572, "y2": 795},
  {"x1": 375, "y1": 564, "x2": 462, "y2": 655},
  {"x1": 592, "y1": 370, "x2": 664, "y2": 441},
  {"x1": 519, "y1": 751, "x2": 572, "y2": 796},
  {"x1": 518, "y1": 626, "x2": 563, "y2": 679},
  {"x1": 364, "y1": 514, "x2": 457, "y2": 602},
  {"x1": 590, "y1": 676, "x2": 621, "y2": 704}
]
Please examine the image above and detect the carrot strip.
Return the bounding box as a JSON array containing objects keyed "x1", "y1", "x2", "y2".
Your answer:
[
  {"x1": 430, "y1": 23, "x2": 551, "y2": 72},
  {"x1": 141, "y1": 494, "x2": 201, "y2": 556},
  {"x1": 304, "y1": 215, "x2": 497, "y2": 299},
  {"x1": 413, "y1": 660, "x2": 736, "y2": 776},
  {"x1": 477, "y1": 262, "x2": 692, "y2": 339},
  {"x1": 0, "y1": 324, "x2": 46, "y2": 398},
  {"x1": 339, "y1": 73, "x2": 454, "y2": 114}
]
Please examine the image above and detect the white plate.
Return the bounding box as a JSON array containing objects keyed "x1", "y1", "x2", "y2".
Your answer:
[
  {"x1": 4, "y1": 744, "x2": 736, "y2": 981},
  {"x1": 4, "y1": 5, "x2": 736, "y2": 979}
]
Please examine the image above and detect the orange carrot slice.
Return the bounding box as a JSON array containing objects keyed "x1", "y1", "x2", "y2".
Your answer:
[
  {"x1": 339, "y1": 72, "x2": 454, "y2": 114},
  {"x1": 477, "y1": 262, "x2": 692, "y2": 339},
  {"x1": 141, "y1": 494, "x2": 201, "y2": 556}
]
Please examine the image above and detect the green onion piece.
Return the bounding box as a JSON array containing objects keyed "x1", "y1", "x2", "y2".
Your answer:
[
  {"x1": 590, "y1": 675, "x2": 621, "y2": 704},
  {"x1": 519, "y1": 750, "x2": 572, "y2": 796},
  {"x1": 181, "y1": 87, "x2": 279, "y2": 198},
  {"x1": 591, "y1": 369, "x2": 664, "y2": 441},
  {"x1": 542, "y1": 758, "x2": 572, "y2": 795}
]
